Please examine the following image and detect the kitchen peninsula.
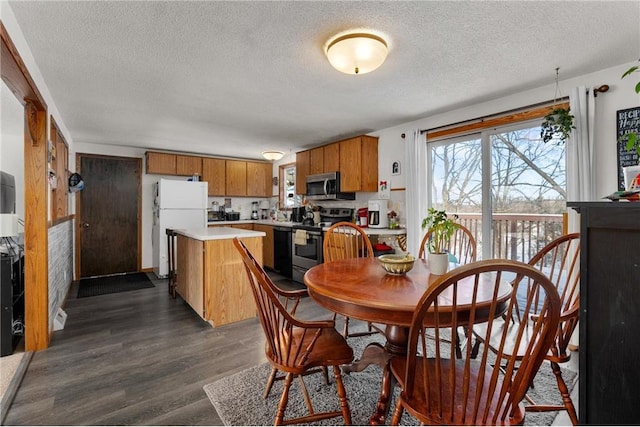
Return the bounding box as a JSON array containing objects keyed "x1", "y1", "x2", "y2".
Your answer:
[{"x1": 174, "y1": 227, "x2": 265, "y2": 327}]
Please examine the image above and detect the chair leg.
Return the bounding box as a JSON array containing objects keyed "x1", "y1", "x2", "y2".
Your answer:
[
  {"x1": 274, "y1": 372, "x2": 294, "y2": 426},
  {"x1": 390, "y1": 398, "x2": 404, "y2": 425},
  {"x1": 343, "y1": 315, "x2": 350, "y2": 338},
  {"x1": 322, "y1": 366, "x2": 329, "y2": 385},
  {"x1": 332, "y1": 365, "x2": 352, "y2": 425},
  {"x1": 264, "y1": 367, "x2": 278, "y2": 398},
  {"x1": 550, "y1": 361, "x2": 579, "y2": 425},
  {"x1": 525, "y1": 361, "x2": 578, "y2": 426},
  {"x1": 297, "y1": 375, "x2": 314, "y2": 414}
]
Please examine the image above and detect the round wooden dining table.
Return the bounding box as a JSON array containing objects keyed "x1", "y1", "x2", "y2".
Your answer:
[{"x1": 304, "y1": 257, "x2": 512, "y2": 425}]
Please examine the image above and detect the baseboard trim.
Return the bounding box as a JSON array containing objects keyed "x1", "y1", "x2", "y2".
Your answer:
[{"x1": 0, "y1": 351, "x2": 33, "y2": 424}]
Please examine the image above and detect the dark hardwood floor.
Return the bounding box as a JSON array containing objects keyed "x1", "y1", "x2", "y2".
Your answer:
[{"x1": 4, "y1": 272, "x2": 334, "y2": 425}]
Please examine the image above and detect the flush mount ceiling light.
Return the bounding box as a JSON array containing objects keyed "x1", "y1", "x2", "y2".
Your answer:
[
  {"x1": 262, "y1": 150, "x2": 284, "y2": 161},
  {"x1": 325, "y1": 31, "x2": 388, "y2": 75}
]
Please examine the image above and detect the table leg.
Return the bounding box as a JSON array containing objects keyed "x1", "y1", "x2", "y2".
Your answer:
[{"x1": 368, "y1": 324, "x2": 408, "y2": 425}]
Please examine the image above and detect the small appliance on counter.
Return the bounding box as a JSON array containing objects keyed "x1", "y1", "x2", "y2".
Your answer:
[
  {"x1": 368, "y1": 199, "x2": 388, "y2": 228},
  {"x1": 357, "y1": 207, "x2": 369, "y2": 227},
  {"x1": 225, "y1": 211, "x2": 240, "y2": 221},
  {"x1": 291, "y1": 207, "x2": 305, "y2": 223},
  {"x1": 259, "y1": 200, "x2": 270, "y2": 219},
  {"x1": 251, "y1": 201, "x2": 259, "y2": 220}
]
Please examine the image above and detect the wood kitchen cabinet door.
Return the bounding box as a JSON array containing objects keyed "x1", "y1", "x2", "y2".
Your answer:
[
  {"x1": 360, "y1": 135, "x2": 378, "y2": 191},
  {"x1": 226, "y1": 160, "x2": 247, "y2": 196},
  {"x1": 176, "y1": 155, "x2": 202, "y2": 177},
  {"x1": 253, "y1": 224, "x2": 274, "y2": 269},
  {"x1": 338, "y1": 136, "x2": 378, "y2": 192},
  {"x1": 309, "y1": 147, "x2": 324, "y2": 175},
  {"x1": 339, "y1": 137, "x2": 362, "y2": 192},
  {"x1": 246, "y1": 161, "x2": 271, "y2": 196},
  {"x1": 323, "y1": 142, "x2": 340, "y2": 172},
  {"x1": 202, "y1": 158, "x2": 226, "y2": 195},
  {"x1": 146, "y1": 152, "x2": 176, "y2": 174},
  {"x1": 295, "y1": 150, "x2": 309, "y2": 194}
]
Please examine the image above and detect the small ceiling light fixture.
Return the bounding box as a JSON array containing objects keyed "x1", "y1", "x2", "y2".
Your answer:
[
  {"x1": 262, "y1": 150, "x2": 285, "y2": 161},
  {"x1": 325, "y1": 30, "x2": 388, "y2": 75}
]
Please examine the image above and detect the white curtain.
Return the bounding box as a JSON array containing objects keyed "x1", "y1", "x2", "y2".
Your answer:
[
  {"x1": 567, "y1": 85, "x2": 596, "y2": 233},
  {"x1": 404, "y1": 130, "x2": 428, "y2": 255}
]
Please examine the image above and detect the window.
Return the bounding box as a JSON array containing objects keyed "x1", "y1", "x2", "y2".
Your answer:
[
  {"x1": 428, "y1": 118, "x2": 566, "y2": 262},
  {"x1": 278, "y1": 163, "x2": 297, "y2": 209}
]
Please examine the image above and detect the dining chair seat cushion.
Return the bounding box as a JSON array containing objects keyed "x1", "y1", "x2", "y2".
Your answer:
[
  {"x1": 390, "y1": 356, "x2": 525, "y2": 425},
  {"x1": 266, "y1": 327, "x2": 354, "y2": 373}
]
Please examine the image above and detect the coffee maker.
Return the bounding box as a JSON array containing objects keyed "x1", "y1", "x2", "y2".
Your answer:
[
  {"x1": 368, "y1": 199, "x2": 388, "y2": 228},
  {"x1": 251, "y1": 201, "x2": 259, "y2": 220}
]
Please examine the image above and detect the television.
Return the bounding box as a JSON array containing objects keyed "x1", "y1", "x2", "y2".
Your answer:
[{"x1": 0, "y1": 171, "x2": 16, "y2": 214}]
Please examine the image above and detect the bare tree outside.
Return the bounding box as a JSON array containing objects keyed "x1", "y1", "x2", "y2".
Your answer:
[{"x1": 430, "y1": 124, "x2": 566, "y2": 261}]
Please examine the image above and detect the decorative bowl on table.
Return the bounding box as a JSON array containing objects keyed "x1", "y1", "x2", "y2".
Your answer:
[{"x1": 378, "y1": 254, "x2": 415, "y2": 275}]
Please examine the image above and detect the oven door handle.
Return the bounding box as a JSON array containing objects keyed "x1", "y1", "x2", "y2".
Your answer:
[{"x1": 296, "y1": 230, "x2": 321, "y2": 237}]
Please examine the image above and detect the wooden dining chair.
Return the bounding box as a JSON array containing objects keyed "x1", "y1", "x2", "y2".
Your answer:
[
  {"x1": 475, "y1": 233, "x2": 581, "y2": 425},
  {"x1": 390, "y1": 259, "x2": 561, "y2": 426},
  {"x1": 233, "y1": 237, "x2": 353, "y2": 426},
  {"x1": 417, "y1": 222, "x2": 477, "y2": 265},
  {"x1": 323, "y1": 221, "x2": 379, "y2": 338}
]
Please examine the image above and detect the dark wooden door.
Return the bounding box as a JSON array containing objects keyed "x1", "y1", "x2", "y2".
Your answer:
[{"x1": 78, "y1": 155, "x2": 140, "y2": 278}]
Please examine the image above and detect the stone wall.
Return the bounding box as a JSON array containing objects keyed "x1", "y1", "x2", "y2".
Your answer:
[{"x1": 47, "y1": 219, "x2": 73, "y2": 330}]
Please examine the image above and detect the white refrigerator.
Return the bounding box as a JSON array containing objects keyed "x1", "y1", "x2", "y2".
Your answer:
[{"x1": 152, "y1": 179, "x2": 208, "y2": 278}]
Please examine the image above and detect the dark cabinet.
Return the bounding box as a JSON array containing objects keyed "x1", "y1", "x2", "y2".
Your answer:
[
  {"x1": 1, "y1": 253, "x2": 24, "y2": 357},
  {"x1": 567, "y1": 201, "x2": 640, "y2": 425}
]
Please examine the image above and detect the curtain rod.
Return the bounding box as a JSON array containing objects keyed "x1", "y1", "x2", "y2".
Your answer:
[{"x1": 419, "y1": 84, "x2": 609, "y2": 135}]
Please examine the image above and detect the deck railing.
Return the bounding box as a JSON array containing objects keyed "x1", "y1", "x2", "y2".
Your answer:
[{"x1": 455, "y1": 213, "x2": 564, "y2": 262}]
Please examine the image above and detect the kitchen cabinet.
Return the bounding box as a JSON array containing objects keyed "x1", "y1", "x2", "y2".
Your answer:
[
  {"x1": 339, "y1": 135, "x2": 378, "y2": 192},
  {"x1": 295, "y1": 135, "x2": 377, "y2": 195},
  {"x1": 567, "y1": 201, "x2": 640, "y2": 425},
  {"x1": 176, "y1": 155, "x2": 202, "y2": 177},
  {"x1": 202, "y1": 158, "x2": 226, "y2": 196},
  {"x1": 146, "y1": 152, "x2": 176, "y2": 175},
  {"x1": 246, "y1": 161, "x2": 272, "y2": 197},
  {"x1": 145, "y1": 151, "x2": 273, "y2": 197},
  {"x1": 226, "y1": 160, "x2": 247, "y2": 196},
  {"x1": 296, "y1": 150, "x2": 310, "y2": 195},
  {"x1": 175, "y1": 229, "x2": 262, "y2": 327},
  {"x1": 253, "y1": 224, "x2": 274, "y2": 269},
  {"x1": 323, "y1": 142, "x2": 340, "y2": 172},
  {"x1": 309, "y1": 147, "x2": 324, "y2": 175}
]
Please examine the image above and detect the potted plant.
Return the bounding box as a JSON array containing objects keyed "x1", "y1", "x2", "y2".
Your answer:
[
  {"x1": 421, "y1": 208, "x2": 458, "y2": 275},
  {"x1": 540, "y1": 107, "x2": 575, "y2": 144}
]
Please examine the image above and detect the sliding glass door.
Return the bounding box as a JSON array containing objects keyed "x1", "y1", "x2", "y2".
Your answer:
[{"x1": 429, "y1": 120, "x2": 566, "y2": 261}]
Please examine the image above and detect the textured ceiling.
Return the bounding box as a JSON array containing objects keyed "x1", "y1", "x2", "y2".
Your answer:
[{"x1": 7, "y1": 1, "x2": 640, "y2": 160}]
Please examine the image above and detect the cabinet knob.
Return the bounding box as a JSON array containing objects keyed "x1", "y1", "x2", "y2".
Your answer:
[{"x1": 81, "y1": 222, "x2": 90, "y2": 228}]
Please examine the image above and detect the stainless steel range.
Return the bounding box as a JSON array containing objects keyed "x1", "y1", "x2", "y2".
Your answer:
[{"x1": 291, "y1": 207, "x2": 353, "y2": 284}]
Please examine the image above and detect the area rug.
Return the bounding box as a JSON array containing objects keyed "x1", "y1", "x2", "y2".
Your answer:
[
  {"x1": 204, "y1": 335, "x2": 576, "y2": 426},
  {"x1": 77, "y1": 272, "x2": 155, "y2": 298}
]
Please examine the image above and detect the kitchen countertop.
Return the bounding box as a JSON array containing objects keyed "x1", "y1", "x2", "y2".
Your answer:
[
  {"x1": 208, "y1": 219, "x2": 405, "y2": 235},
  {"x1": 175, "y1": 227, "x2": 266, "y2": 241}
]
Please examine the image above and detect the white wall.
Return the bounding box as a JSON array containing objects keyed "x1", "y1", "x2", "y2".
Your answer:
[{"x1": 1, "y1": 81, "x2": 25, "y2": 221}]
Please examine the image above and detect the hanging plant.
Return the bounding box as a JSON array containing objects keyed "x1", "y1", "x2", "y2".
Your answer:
[
  {"x1": 540, "y1": 107, "x2": 575, "y2": 144},
  {"x1": 540, "y1": 68, "x2": 575, "y2": 144}
]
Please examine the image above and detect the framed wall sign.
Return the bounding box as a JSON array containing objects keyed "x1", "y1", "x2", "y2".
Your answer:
[
  {"x1": 392, "y1": 161, "x2": 401, "y2": 175},
  {"x1": 616, "y1": 107, "x2": 640, "y2": 190}
]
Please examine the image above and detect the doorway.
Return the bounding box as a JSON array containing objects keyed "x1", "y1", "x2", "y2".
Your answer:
[{"x1": 76, "y1": 154, "x2": 141, "y2": 278}]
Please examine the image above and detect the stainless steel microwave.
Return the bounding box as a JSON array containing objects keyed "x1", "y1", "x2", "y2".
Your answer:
[{"x1": 305, "y1": 171, "x2": 355, "y2": 201}]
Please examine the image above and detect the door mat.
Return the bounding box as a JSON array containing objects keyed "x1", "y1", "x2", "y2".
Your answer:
[{"x1": 77, "y1": 272, "x2": 155, "y2": 298}]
